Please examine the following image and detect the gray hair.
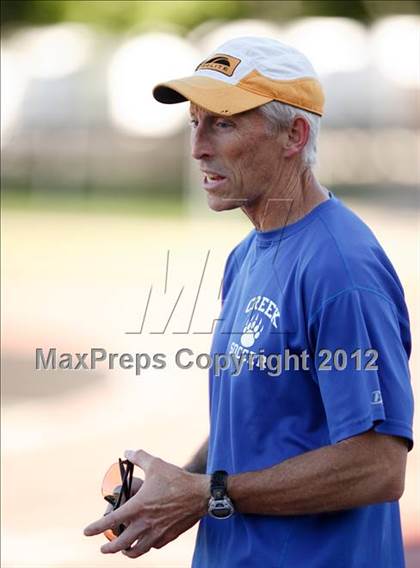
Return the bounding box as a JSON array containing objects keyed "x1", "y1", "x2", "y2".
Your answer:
[{"x1": 258, "y1": 101, "x2": 321, "y2": 167}]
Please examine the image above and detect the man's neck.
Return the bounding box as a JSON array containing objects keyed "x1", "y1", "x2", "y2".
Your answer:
[{"x1": 241, "y1": 163, "x2": 329, "y2": 232}]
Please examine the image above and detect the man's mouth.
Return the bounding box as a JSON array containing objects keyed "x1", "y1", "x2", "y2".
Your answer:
[{"x1": 202, "y1": 172, "x2": 227, "y2": 190}]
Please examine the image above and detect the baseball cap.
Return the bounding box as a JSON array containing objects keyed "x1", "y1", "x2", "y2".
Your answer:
[{"x1": 153, "y1": 36, "x2": 324, "y2": 117}]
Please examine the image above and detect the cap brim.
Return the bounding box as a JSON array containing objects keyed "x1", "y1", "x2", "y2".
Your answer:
[{"x1": 153, "y1": 75, "x2": 272, "y2": 116}]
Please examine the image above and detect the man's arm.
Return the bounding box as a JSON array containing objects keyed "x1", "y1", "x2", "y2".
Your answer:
[
  {"x1": 227, "y1": 430, "x2": 408, "y2": 515},
  {"x1": 84, "y1": 431, "x2": 408, "y2": 557},
  {"x1": 183, "y1": 438, "x2": 208, "y2": 474}
]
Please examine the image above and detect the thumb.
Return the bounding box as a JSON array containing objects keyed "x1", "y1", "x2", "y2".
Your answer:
[{"x1": 124, "y1": 448, "x2": 155, "y2": 472}]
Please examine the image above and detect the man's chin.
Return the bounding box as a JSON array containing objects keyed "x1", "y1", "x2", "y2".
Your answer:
[{"x1": 206, "y1": 194, "x2": 240, "y2": 212}]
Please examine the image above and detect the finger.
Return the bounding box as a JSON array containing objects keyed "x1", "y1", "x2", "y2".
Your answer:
[
  {"x1": 100, "y1": 523, "x2": 142, "y2": 554},
  {"x1": 153, "y1": 537, "x2": 167, "y2": 549},
  {"x1": 84, "y1": 497, "x2": 141, "y2": 536},
  {"x1": 84, "y1": 511, "x2": 121, "y2": 537},
  {"x1": 124, "y1": 449, "x2": 155, "y2": 472},
  {"x1": 122, "y1": 536, "x2": 154, "y2": 558}
]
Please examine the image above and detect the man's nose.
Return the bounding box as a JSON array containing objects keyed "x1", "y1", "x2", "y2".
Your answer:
[{"x1": 191, "y1": 127, "x2": 213, "y2": 161}]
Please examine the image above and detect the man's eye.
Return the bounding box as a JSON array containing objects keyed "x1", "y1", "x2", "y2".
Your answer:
[
  {"x1": 189, "y1": 119, "x2": 198, "y2": 128},
  {"x1": 216, "y1": 121, "x2": 232, "y2": 129}
]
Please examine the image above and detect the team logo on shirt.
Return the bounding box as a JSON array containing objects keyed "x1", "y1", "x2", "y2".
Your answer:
[
  {"x1": 245, "y1": 295, "x2": 280, "y2": 328},
  {"x1": 229, "y1": 295, "x2": 281, "y2": 368},
  {"x1": 240, "y1": 315, "x2": 264, "y2": 348}
]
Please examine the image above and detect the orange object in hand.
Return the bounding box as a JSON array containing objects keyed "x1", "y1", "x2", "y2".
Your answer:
[{"x1": 101, "y1": 459, "x2": 134, "y2": 541}]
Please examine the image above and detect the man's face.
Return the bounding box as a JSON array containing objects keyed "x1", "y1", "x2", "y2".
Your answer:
[{"x1": 189, "y1": 103, "x2": 286, "y2": 212}]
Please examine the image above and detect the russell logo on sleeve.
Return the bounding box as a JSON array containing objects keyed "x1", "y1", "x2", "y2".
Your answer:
[{"x1": 371, "y1": 390, "x2": 383, "y2": 405}]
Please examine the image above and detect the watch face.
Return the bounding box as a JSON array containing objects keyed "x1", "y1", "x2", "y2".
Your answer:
[{"x1": 208, "y1": 497, "x2": 234, "y2": 519}]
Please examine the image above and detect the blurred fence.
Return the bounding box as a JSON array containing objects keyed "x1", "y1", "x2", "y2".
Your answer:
[{"x1": 2, "y1": 16, "x2": 419, "y2": 204}]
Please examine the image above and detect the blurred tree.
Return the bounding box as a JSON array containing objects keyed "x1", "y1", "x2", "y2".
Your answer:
[
  {"x1": 256, "y1": 0, "x2": 420, "y2": 21},
  {"x1": 299, "y1": 0, "x2": 369, "y2": 20},
  {"x1": 1, "y1": 0, "x2": 419, "y2": 29},
  {"x1": 254, "y1": 0, "x2": 368, "y2": 21},
  {"x1": 1, "y1": 0, "x2": 248, "y2": 31},
  {"x1": 362, "y1": 0, "x2": 420, "y2": 18},
  {"x1": 1, "y1": 0, "x2": 66, "y2": 25}
]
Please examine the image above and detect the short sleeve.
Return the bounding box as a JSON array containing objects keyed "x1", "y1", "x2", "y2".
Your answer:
[{"x1": 308, "y1": 288, "x2": 414, "y2": 449}]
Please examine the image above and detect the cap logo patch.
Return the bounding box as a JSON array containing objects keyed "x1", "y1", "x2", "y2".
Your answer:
[{"x1": 195, "y1": 53, "x2": 241, "y2": 77}]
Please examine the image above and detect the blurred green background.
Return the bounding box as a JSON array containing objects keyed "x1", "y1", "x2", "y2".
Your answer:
[
  {"x1": 3, "y1": 0, "x2": 420, "y2": 29},
  {"x1": 1, "y1": 1, "x2": 419, "y2": 567}
]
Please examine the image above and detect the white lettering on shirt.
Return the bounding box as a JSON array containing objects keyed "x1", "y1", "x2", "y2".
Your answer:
[{"x1": 245, "y1": 295, "x2": 280, "y2": 329}]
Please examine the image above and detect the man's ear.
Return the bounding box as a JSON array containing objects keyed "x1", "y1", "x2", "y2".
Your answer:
[{"x1": 283, "y1": 117, "x2": 310, "y2": 159}]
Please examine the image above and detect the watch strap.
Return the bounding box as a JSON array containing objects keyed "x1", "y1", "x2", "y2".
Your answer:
[{"x1": 210, "y1": 470, "x2": 228, "y2": 500}]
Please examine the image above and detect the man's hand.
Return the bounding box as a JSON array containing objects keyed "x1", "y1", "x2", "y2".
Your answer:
[
  {"x1": 84, "y1": 449, "x2": 210, "y2": 558},
  {"x1": 103, "y1": 476, "x2": 144, "y2": 516}
]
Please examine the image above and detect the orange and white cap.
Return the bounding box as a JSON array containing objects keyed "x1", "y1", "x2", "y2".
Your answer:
[{"x1": 153, "y1": 36, "x2": 324, "y2": 117}]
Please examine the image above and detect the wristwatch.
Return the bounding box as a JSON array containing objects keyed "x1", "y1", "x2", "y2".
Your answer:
[{"x1": 208, "y1": 470, "x2": 235, "y2": 519}]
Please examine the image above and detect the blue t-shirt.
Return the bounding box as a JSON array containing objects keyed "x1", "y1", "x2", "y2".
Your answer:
[{"x1": 192, "y1": 195, "x2": 414, "y2": 568}]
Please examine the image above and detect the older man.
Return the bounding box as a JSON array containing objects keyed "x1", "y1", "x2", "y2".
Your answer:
[{"x1": 84, "y1": 37, "x2": 414, "y2": 567}]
